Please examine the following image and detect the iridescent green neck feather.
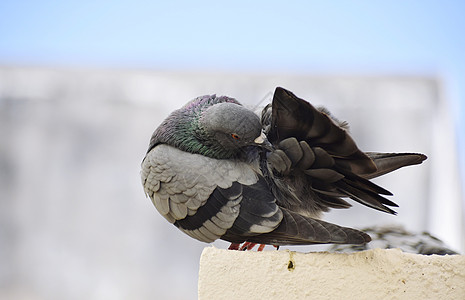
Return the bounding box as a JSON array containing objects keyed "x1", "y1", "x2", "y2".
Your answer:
[{"x1": 147, "y1": 94, "x2": 262, "y2": 160}]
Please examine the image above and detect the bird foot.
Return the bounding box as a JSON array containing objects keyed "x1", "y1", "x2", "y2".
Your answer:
[
  {"x1": 240, "y1": 242, "x2": 257, "y2": 251},
  {"x1": 228, "y1": 243, "x2": 240, "y2": 250},
  {"x1": 228, "y1": 242, "x2": 269, "y2": 251}
]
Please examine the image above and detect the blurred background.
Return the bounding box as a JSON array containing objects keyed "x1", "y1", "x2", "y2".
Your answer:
[{"x1": 1, "y1": 1, "x2": 464, "y2": 299}]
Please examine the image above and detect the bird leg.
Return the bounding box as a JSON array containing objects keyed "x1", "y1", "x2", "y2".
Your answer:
[
  {"x1": 228, "y1": 242, "x2": 272, "y2": 251},
  {"x1": 228, "y1": 243, "x2": 240, "y2": 250},
  {"x1": 240, "y1": 242, "x2": 257, "y2": 251}
]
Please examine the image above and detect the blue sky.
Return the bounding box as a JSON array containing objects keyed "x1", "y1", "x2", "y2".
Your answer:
[
  {"x1": 1, "y1": 0, "x2": 464, "y2": 174},
  {"x1": 1, "y1": 1, "x2": 464, "y2": 71}
]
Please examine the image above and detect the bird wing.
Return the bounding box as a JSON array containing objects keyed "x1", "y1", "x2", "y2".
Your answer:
[
  {"x1": 142, "y1": 144, "x2": 370, "y2": 245},
  {"x1": 245, "y1": 208, "x2": 371, "y2": 245},
  {"x1": 263, "y1": 87, "x2": 424, "y2": 215},
  {"x1": 141, "y1": 144, "x2": 282, "y2": 243},
  {"x1": 268, "y1": 87, "x2": 379, "y2": 174}
]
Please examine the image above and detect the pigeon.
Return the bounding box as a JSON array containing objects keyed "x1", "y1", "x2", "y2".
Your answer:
[
  {"x1": 141, "y1": 87, "x2": 427, "y2": 250},
  {"x1": 327, "y1": 225, "x2": 458, "y2": 255}
]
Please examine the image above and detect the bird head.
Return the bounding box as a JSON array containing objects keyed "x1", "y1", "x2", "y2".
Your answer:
[
  {"x1": 149, "y1": 95, "x2": 269, "y2": 159},
  {"x1": 200, "y1": 102, "x2": 264, "y2": 148}
]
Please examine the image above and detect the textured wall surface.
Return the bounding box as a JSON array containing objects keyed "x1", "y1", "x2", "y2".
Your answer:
[{"x1": 199, "y1": 247, "x2": 465, "y2": 299}]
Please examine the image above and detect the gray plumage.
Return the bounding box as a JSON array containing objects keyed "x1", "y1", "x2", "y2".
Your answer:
[{"x1": 141, "y1": 87, "x2": 427, "y2": 247}]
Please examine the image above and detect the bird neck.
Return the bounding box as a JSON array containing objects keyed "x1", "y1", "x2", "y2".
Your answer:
[{"x1": 151, "y1": 111, "x2": 239, "y2": 160}]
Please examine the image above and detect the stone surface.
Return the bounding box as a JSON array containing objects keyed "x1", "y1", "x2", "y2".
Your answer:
[{"x1": 199, "y1": 247, "x2": 465, "y2": 300}]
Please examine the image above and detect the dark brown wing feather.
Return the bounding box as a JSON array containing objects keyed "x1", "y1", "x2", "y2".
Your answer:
[
  {"x1": 363, "y1": 152, "x2": 427, "y2": 179},
  {"x1": 244, "y1": 208, "x2": 371, "y2": 246},
  {"x1": 269, "y1": 87, "x2": 377, "y2": 175},
  {"x1": 266, "y1": 87, "x2": 426, "y2": 215}
]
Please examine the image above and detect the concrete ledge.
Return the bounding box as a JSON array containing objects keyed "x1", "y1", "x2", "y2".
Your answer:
[{"x1": 198, "y1": 247, "x2": 465, "y2": 299}]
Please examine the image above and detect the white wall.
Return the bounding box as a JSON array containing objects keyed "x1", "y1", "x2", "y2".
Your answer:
[
  {"x1": 0, "y1": 66, "x2": 461, "y2": 299},
  {"x1": 199, "y1": 247, "x2": 465, "y2": 299}
]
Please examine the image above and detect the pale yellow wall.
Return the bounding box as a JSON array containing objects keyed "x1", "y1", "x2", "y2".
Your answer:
[{"x1": 199, "y1": 247, "x2": 465, "y2": 300}]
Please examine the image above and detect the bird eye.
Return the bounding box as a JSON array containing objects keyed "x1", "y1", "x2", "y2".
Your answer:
[{"x1": 231, "y1": 133, "x2": 240, "y2": 140}]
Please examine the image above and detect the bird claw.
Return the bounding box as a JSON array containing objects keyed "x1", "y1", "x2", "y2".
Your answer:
[
  {"x1": 240, "y1": 242, "x2": 257, "y2": 251},
  {"x1": 228, "y1": 243, "x2": 240, "y2": 250},
  {"x1": 228, "y1": 242, "x2": 269, "y2": 251}
]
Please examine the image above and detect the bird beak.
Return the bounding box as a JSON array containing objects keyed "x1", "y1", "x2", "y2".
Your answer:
[
  {"x1": 254, "y1": 131, "x2": 273, "y2": 150},
  {"x1": 254, "y1": 131, "x2": 267, "y2": 144}
]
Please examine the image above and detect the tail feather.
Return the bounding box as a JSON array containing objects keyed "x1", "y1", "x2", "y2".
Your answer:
[
  {"x1": 245, "y1": 209, "x2": 371, "y2": 246},
  {"x1": 362, "y1": 152, "x2": 427, "y2": 179}
]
